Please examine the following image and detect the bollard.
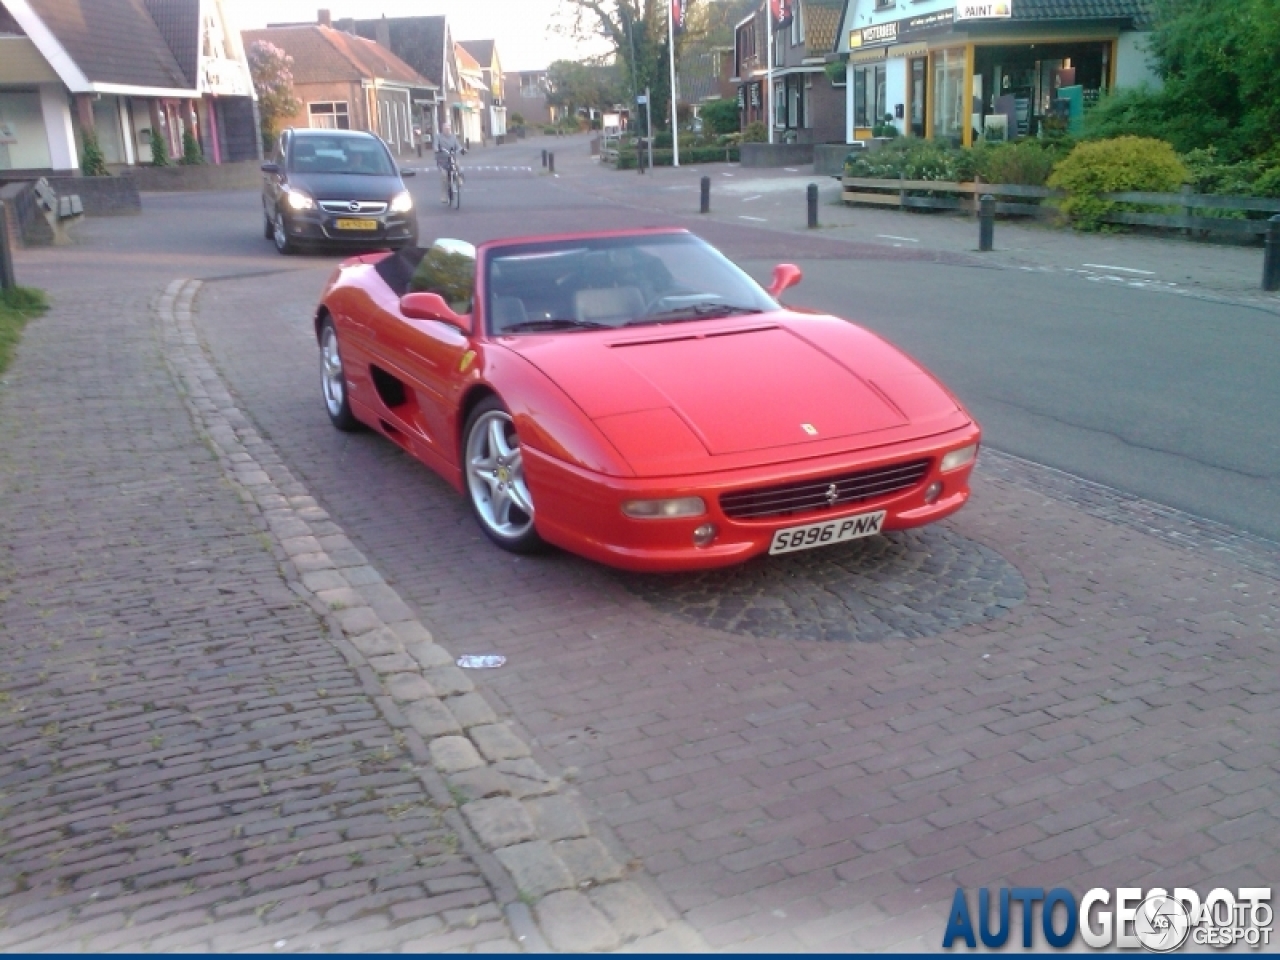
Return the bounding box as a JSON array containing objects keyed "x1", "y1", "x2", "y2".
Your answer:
[
  {"x1": 637, "y1": 140, "x2": 645, "y2": 175},
  {"x1": 541, "y1": 149, "x2": 547, "y2": 168},
  {"x1": 700, "y1": 175, "x2": 710, "y2": 214},
  {"x1": 548, "y1": 152, "x2": 555, "y2": 174},
  {"x1": 1265, "y1": 215, "x2": 1280, "y2": 292},
  {"x1": 807, "y1": 183, "x2": 819, "y2": 229},
  {"x1": 0, "y1": 204, "x2": 15, "y2": 291},
  {"x1": 979, "y1": 194, "x2": 995, "y2": 252}
]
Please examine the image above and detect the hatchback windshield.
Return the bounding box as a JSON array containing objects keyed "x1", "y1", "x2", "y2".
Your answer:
[
  {"x1": 289, "y1": 136, "x2": 396, "y2": 176},
  {"x1": 485, "y1": 233, "x2": 778, "y2": 334}
]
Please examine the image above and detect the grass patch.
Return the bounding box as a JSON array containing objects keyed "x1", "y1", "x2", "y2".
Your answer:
[{"x1": 0, "y1": 286, "x2": 49, "y2": 377}]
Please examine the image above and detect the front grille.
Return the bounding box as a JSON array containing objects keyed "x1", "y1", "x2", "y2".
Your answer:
[
  {"x1": 720, "y1": 459, "x2": 931, "y2": 520},
  {"x1": 319, "y1": 200, "x2": 388, "y2": 214}
]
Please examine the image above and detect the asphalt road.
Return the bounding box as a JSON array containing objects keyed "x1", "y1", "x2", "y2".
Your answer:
[{"x1": 74, "y1": 145, "x2": 1279, "y2": 542}]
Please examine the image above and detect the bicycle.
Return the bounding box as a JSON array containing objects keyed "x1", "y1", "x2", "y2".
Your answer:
[{"x1": 444, "y1": 149, "x2": 464, "y2": 210}]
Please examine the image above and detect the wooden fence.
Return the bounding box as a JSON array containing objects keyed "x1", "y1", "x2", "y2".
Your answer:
[{"x1": 841, "y1": 177, "x2": 1280, "y2": 237}]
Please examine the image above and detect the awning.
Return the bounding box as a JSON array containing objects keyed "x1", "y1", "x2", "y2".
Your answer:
[
  {"x1": 887, "y1": 42, "x2": 929, "y2": 58},
  {"x1": 849, "y1": 47, "x2": 886, "y2": 64}
]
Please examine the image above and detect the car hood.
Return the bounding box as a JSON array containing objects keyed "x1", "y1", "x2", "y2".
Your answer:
[
  {"x1": 501, "y1": 312, "x2": 971, "y2": 476},
  {"x1": 285, "y1": 171, "x2": 404, "y2": 202}
]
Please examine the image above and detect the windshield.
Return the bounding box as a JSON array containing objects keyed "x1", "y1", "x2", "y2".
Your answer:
[
  {"x1": 289, "y1": 136, "x2": 396, "y2": 176},
  {"x1": 484, "y1": 233, "x2": 778, "y2": 335}
]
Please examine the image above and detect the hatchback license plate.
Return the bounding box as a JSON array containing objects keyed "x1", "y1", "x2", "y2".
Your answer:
[
  {"x1": 335, "y1": 218, "x2": 378, "y2": 230},
  {"x1": 769, "y1": 510, "x2": 886, "y2": 555}
]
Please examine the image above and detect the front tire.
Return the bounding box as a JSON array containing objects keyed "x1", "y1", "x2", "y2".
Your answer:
[
  {"x1": 464, "y1": 397, "x2": 544, "y2": 554},
  {"x1": 319, "y1": 317, "x2": 360, "y2": 432},
  {"x1": 273, "y1": 209, "x2": 296, "y2": 255}
]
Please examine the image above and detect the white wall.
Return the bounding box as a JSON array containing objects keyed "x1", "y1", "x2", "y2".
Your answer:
[
  {"x1": 884, "y1": 58, "x2": 907, "y2": 134},
  {"x1": 1115, "y1": 31, "x2": 1160, "y2": 90},
  {"x1": 39, "y1": 83, "x2": 76, "y2": 170},
  {"x1": 0, "y1": 89, "x2": 52, "y2": 169}
]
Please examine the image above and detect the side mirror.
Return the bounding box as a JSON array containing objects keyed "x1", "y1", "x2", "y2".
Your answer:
[
  {"x1": 400, "y1": 168, "x2": 417, "y2": 177},
  {"x1": 260, "y1": 162, "x2": 279, "y2": 174},
  {"x1": 401, "y1": 292, "x2": 472, "y2": 335},
  {"x1": 767, "y1": 263, "x2": 803, "y2": 297}
]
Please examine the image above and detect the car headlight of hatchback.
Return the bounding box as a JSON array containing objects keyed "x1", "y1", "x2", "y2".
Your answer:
[
  {"x1": 621, "y1": 497, "x2": 706, "y2": 519},
  {"x1": 940, "y1": 444, "x2": 978, "y2": 473},
  {"x1": 390, "y1": 190, "x2": 414, "y2": 213},
  {"x1": 285, "y1": 188, "x2": 314, "y2": 211}
]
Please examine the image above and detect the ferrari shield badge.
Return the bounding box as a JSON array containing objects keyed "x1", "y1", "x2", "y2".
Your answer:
[{"x1": 801, "y1": 423, "x2": 818, "y2": 436}]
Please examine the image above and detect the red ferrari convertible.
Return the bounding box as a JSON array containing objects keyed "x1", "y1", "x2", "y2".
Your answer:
[{"x1": 314, "y1": 228, "x2": 980, "y2": 572}]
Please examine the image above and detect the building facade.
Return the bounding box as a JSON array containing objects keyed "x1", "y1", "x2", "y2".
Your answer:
[
  {"x1": 835, "y1": 0, "x2": 1157, "y2": 145},
  {"x1": 504, "y1": 70, "x2": 556, "y2": 129},
  {"x1": 343, "y1": 15, "x2": 458, "y2": 144},
  {"x1": 0, "y1": 0, "x2": 257, "y2": 175},
  {"x1": 457, "y1": 40, "x2": 507, "y2": 144},
  {"x1": 244, "y1": 16, "x2": 435, "y2": 156}
]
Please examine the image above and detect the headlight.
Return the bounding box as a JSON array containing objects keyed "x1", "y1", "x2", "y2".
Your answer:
[
  {"x1": 390, "y1": 190, "x2": 414, "y2": 213},
  {"x1": 940, "y1": 444, "x2": 978, "y2": 473},
  {"x1": 621, "y1": 497, "x2": 706, "y2": 519},
  {"x1": 285, "y1": 189, "x2": 314, "y2": 211}
]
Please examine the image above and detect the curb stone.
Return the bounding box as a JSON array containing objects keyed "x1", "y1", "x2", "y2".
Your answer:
[{"x1": 155, "y1": 278, "x2": 703, "y2": 952}]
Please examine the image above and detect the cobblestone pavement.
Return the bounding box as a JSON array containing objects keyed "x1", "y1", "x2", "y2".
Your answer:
[{"x1": 4, "y1": 162, "x2": 1280, "y2": 952}]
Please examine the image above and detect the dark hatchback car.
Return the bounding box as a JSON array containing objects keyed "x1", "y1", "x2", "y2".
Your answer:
[{"x1": 261, "y1": 128, "x2": 418, "y2": 255}]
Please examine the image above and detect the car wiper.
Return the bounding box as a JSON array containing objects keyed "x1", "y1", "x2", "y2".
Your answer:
[
  {"x1": 626, "y1": 303, "x2": 764, "y2": 325},
  {"x1": 501, "y1": 318, "x2": 611, "y2": 332}
]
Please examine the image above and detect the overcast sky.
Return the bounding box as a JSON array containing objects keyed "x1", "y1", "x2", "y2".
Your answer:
[{"x1": 226, "y1": 0, "x2": 609, "y2": 72}]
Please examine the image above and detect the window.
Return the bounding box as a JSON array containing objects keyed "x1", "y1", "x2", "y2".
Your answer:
[
  {"x1": 308, "y1": 101, "x2": 350, "y2": 130},
  {"x1": 853, "y1": 63, "x2": 886, "y2": 128},
  {"x1": 932, "y1": 48, "x2": 965, "y2": 142},
  {"x1": 790, "y1": 2, "x2": 804, "y2": 46}
]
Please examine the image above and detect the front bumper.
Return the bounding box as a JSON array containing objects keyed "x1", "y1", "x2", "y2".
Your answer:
[
  {"x1": 282, "y1": 208, "x2": 418, "y2": 248},
  {"x1": 523, "y1": 424, "x2": 981, "y2": 572}
]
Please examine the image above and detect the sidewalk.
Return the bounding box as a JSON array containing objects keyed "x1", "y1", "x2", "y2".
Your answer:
[{"x1": 543, "y1": 134, "x2": 1280, "y2": 310}]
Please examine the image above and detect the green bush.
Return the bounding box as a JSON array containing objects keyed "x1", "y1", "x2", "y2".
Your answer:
[
  {"x1": 0, "y1": 286, "x2": 49, "y2": 376},
  {"x1": 971, "y1": 139, "x2": 1071, "y2": 186},
  {"x1": 542, "y1": 125, "x2": 558, "y2": 135},
  {"x1": 700, "y1": 98, "x2": 739, "y2": 136},
  {"x1": 845, "y1": 138, "x2": 969, "y2": 182},
  {"x1": 615, "y1": 145, "x2": 740, "y2": 169},
  {"x1": 180, "y1": 129, "x2": 203, "y2": 165},
  {"x1": 1048, "y1": 136, "x2": 1188, "y2": 230},
  {"x1": 149, "y1": 129, "x2": 169, "y2": 167},
  {"x1": 79, "y1": 131, "x2": 108, "y2": 177},
  {"x1": 742, "y1": 121, "x2": 767, "y2": 143}
]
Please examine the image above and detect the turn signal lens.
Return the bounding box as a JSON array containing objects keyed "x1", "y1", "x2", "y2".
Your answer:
[
  {"x1": 285, "y1": 189, "x2": 315, "y2": 210},
  {"x1": 693, "y1": 523, "x2": 718, "y2": 547},
  {"x1": 923, "y1": 481, "x2": 943, "y2": 504},
  {"x1": 940, "y1": 444, "x2": 978, "y2": 473},
  {"x1": 621, "y1": 497, "x2": 706, "y2": 519},
  {"x1": 390, "y1": 190, "x2": 414, "y2": 213}
]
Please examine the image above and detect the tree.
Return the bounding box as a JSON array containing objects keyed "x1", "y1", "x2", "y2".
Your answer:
[
  {"x1": 247, "y1": 40, "x2": 301, "y2": 153},
  {"x1": 700, "y1": 97, "x2": 739, "y2": 135},
  {"x1": 546, "y1": 60, "x2": 626, "y2": 120}
]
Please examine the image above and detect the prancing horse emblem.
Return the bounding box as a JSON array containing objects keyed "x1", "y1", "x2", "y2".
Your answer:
[{"x1": 824, "y1": 484, "x2": 839, "y2": 506}]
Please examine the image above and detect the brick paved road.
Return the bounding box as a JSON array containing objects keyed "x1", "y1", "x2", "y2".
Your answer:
[{"x1": 4, "y1": 154, "x2": 1279, "y2": 951}]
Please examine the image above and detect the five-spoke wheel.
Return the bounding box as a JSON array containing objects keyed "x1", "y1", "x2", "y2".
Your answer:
[
  {"x1": 464, "y1": 397, "x2": 543, "y2": 553},
  {"x1": 319, "y1": 318, "x2": 359, "y2": 431}
]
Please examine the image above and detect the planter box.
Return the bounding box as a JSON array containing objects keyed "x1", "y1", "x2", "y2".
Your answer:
[
  {"x1": 121, "y1": 161, "x2": 263, "y2": 193},
  {"x1": 739, "y1": 142, "x2": 814, "y2": 168},
  {"x1": 45, "y1": 175, "x2": 140, "y2": 216}
]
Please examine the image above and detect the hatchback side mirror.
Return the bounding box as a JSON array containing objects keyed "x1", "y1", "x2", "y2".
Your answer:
[
  {"x1": 768, "y1": 263, "x2": 803, "y2": 297},
  {"x1": 260, "y1": 162, "x2": 280, "y2": 174},
  {"x1": 401, "y1": 292, "x2": 472, "y2": 335},
  {"x1": 400, "y1": 168, "x2": 417, "y2": 177}
]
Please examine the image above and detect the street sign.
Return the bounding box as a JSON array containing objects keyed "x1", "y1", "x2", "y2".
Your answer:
[{"x1": 636, "y1": 94, "x2": 648, "y2": 105}]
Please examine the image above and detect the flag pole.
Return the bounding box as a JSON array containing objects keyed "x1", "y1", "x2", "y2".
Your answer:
[
  {"x1": 766, "y1": 0, "x2": 774, "y2": 144},
  {"x1": 669, "y1": 0, "x2": 680, "y2": 167}
]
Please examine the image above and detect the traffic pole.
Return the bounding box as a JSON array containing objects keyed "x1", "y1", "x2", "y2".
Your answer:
[{"x1": 0, "y1": 204, "x2": 15, "y2": 291}]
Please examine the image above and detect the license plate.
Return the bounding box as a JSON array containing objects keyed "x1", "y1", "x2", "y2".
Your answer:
[
  {"x1": 769, "y1": 510, "x2": 886, "y2": 555},
  {"x1": 334, "y1": 218, "x2": 378, "y2": 231}
]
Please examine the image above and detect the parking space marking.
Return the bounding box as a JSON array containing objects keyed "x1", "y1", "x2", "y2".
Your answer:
[
  {"x1": 738, "y1": 215, "x2": 768, "y2": 221},
  {"x1": 876, "y1": 234, "x2": 919, "y2": 243},
  {"x1": 1083, "y1": 263, "x2": 1156, "y2": 275}
]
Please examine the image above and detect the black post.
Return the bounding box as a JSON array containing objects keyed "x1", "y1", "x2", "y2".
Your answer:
[
  {"x1": 1265, "y1": 215, "x2": 1280, "y2": 292},
  {"x1": 637, "y1": 139, "x2": 645, "y2": 175},
  {"x1": 0, "y1": 204, "x2": 15, "y2": 291},
  {"x1": 548, "y1": 152, "x2": 555, "y2": 174},
  {"x1": 807, "y1": 183, "x2": 819, "y2": 229},
  {"x1": 700, "y1": 175, "x2": 710, "y2": 214},
  {"x1": 979, "y1": 194, "x2": 995, "y2": 252},
  {"x1": 541, "y1": 149, "x2": 547, "y2": 168}
]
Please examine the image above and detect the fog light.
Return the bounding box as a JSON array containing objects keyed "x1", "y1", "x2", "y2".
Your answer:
[
  {"x1": 692, "y1": 523, "x2": 718, "y2": 547},
  {"x1": 923, "y1": 481, "x2": 943, "y2": 504}
]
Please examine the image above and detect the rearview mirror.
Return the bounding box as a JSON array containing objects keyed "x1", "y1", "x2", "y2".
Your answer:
[
  {"x1": 400, "y1": 168, "x2": 417, "y2": 177},
  {"x1": 401, "y1": 292, "x2": 472, "y2": 334},
  {"x1": 768, "y1": 263, "x2": 803, "y2": 297},
  {"x1": 260, "y1": 162, "x2": 280, "y2": 174}
]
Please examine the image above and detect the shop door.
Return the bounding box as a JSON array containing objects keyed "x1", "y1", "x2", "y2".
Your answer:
[{"x1": 910, "y1": 57, "x2": 927, "y2": 137}]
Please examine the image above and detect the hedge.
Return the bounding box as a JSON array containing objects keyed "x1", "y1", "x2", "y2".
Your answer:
[{"x1": 615, "y1": 146, "x2": 740, "y2": 169}]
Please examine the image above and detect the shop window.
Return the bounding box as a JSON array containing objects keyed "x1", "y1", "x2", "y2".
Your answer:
[
  {"x1": 853, "y1": 63, "x2": 886, "y2": 129},
  {"x1": 931, "y1": 48, "x2": 965, "y2": 144},
  {"x1": 308, "y1": 101, "x2": 350, "y2": 130},
  {"x1": 0, "y1": 91, "x2": 51, "y2": 170}
]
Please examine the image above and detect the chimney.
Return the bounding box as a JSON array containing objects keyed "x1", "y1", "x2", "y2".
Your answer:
[
  {"x1": 317, "y1": 9, "x2": 331, "y2": 27},
  {"x1": 375, "y1": 15, "x2": 390, "y2": 50}
]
